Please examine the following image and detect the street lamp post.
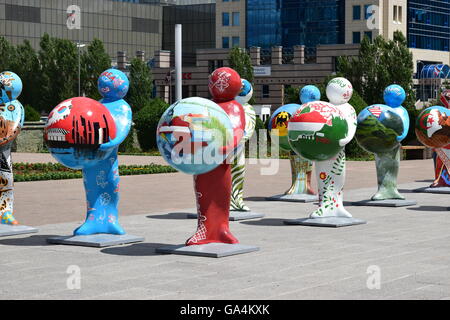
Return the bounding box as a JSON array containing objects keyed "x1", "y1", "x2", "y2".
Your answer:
[{"x1": 77, "y1": 42, "x2": 86, "y2": 97}]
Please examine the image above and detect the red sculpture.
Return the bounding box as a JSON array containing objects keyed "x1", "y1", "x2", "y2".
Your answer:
[{"x1": 186, "y1": 67, "x2": 245, "y2": 246}]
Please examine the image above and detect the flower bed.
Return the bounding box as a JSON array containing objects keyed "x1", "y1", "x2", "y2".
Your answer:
[{"x1": 13, "y1": 162, "x2": 177, "y2": 182}]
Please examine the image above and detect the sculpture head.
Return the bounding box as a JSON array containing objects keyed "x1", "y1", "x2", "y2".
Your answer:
[
  {"x1": 235, "y1": 79, "x2": 253, "y2": 105},
  {"x1": 98, "y1": 69, "x2": 129, "y2": 101},
  {"x1": 300, "y1": 85, "x2": 321, "y2": 104},
  {"x1": 0, "y1": 71, "x2": 22, "y2": 104},
  {"x1": 384, "y1": 84, "x2": 406, "y2": 108},
  {"x1": 326, "y1": 77, "x2": 353, "y2": 105},
  {"x1": 208, "y1": 67, "x2": 242, "y2": 102}
]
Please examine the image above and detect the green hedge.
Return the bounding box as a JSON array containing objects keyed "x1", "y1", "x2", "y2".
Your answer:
[
  {"x1": 13, "y1": 162, "x2": 177, "y2": 182},
  {"x1": 24, "y1": 105, "x2": 41, "y2": 121},
  {"x1": 134, "y1": 99, "x2": 170, "y2": 151}
]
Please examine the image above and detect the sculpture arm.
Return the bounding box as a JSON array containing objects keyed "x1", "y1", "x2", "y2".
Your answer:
[
  {"x1": 99, "y1": 100, "x2": 132, "y2": 151},
  {"x1": 339, "y1": 105, "x2": 357, "y2": 146},
  {"x1": 395, "y1": 107, "x2": 409, "y2": 142}
]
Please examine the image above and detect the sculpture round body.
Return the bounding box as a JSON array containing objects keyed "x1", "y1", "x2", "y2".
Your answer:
[
  {"x1": 269, "y1": 104, "x2": 301, "y2": 152},
  {"x1": 44, "y1": 97, "x2": 117, "y2": 169},
  {"x1": 218, "y1": 99, "x2": 246, "y2": 151},
  {"x1": 416, "y1": 106, "x2": 450, "y2": 148},
  {"x1": 208, "y1": 67, "x2": 242, "y2": 102},
  {"x1": 356, "y1": 104, "x2": 404, "y2": 153},
  {"x1": 157, "y1": 97, "x2": 235, "y2": 175},
  {"x1": 288, "y1": 101, "x2": 348, "y2": 161}
]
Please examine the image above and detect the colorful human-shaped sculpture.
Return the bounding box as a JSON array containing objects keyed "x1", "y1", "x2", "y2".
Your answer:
[
  {"x1": 230, "y1": 79, "x2": 256, "y2": 211},
  {"x1": 157, "y1": 67, "x2": 245, "y2": 246},
  {"x1": 425, "y1": 90, "x2": 450, "y2": 188},
  {"x1": 44, "y1": 69, "x2": 132, "y2": 236},
  {"x1": 0, "y1": 72, "x2": 25, "y2": 225},
  {"x1": 267, "y1": 85, "x2": 320, "y2": 200},
  {"x1": 416, "y1": 96, "x2": 450, "y2": 188},
  {"x1": 356, "y1": 84, "x2": 409, "y2": 200},
  {"x1": 288, "y1": 78, "x2": 355, "y2": 218}
]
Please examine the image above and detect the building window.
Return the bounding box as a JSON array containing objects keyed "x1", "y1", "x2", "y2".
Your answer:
[
  {"x1": 132, "y1": 17, "x2": 159, "y2": 33},
  {"x1": 5, "y1": 4, "x2": 40, "y2": 23},
  {"x1": 208, "y1": 60, "x2": 215, "y2": 74},
  {"x1": 262, "y1": 85, "x2": 270, "y2": 98},
  {"x1": 353, "y1": 6, "x2": 361, "y2": 20},
  {"x1": 353, "y1": 32, "x2": 361, "y2": 44},
  {"x1": 364, "y1": 5, "x2": 372, "y2": 19},
  {"x1": 209, "y1": 60, "x2": 224, "y2": 73},
  {"x1": 398, "y1": 6, "x2": 403, "y2": 23},
  {"x1": 364, "y1": 31, "x2": 372, "y2": 41},
  {"x1": 223, "y1": 0, "x2": 230, "y2": 2},
  {"x1": 222, "y1": 12, "x2": 230, "y2": 26},
  {"x1": 232, "y1": 12, "x2": 240, "y2": 26},
  {"x1": 393, "y1": 5, "x2": 398, "y2": 23},
  {"x1": 232, "y1": 36, "x2": 240, "y2": 47},
  {"x1": 222, "y1": 37, "x2": 230, "y2": 48}
]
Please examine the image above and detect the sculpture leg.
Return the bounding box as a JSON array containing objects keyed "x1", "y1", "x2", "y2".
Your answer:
[
  {"x1": 372, "y1": 145, "x2": 404, "y2": 200},
  {"x1": 0, "y1": 147, "x2": 17, "y2": 225},
  {"x1": 74, "y1": 148, "x2": 125, "y2": 235},
  {"x1": 285, "y1": 153, "x2": 314, "y2": 195},
  {"x1": 310, "y1": 150, "x2": 351, "y2": 218},
  {"x1": 431, "y1": 148, "x2": 450, "y2": 187},
  {"x1": 186, "y1": 163, "x2": 238, "y2": 246},
  {"x1": 230, "y1": 146, "x2": 250, "y2": 211}
]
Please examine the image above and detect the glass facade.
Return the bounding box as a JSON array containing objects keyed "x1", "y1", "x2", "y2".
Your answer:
[
  {"x1": 246, "y1": 0, "x2": 345, "y2": 50},
  {"x1": 408, "y1": 0, "x2": 450, "y2": 51},
  {"x1": 162, "y1": 3, "x2": 215, "y2": 65},
  {"x1": 0, "y1": 0, "x2": 162, "y2": 59}
]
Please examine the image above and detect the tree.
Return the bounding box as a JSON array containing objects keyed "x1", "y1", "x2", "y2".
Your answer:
[
  {"x1": 284, "y1": 86, "x2": 300, "y2": 104},
  {"x1": 228, "y1": 47, "x2": 255, "y2": 103},
  {"x1": 338, "y1": 31, "x2": 416, "y2": 108},
  {"x1": 228, "y1": 47, "x2": 254, "y2": 84},
  {"x1": 127, "y1": 58, "x2": 153, "y2": 112},
  {"x1": 0, "y1": 37, "x2": 17, "y2": 72},
  {"x1": 81, "y1": 39, "x2": 112, "y2": 100},
  {"x1": 12, "y1": 40, "x2": 41, "y2": 110},
  {"x1": 39, "y1": 34, "x2": 78, "y2": 112},
  {"x1": 339, "y1": 32, "x2": 418, "y2": 143}
]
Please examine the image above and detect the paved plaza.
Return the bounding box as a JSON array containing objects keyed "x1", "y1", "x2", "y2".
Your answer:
[{"x1": 1, "y1": 153, "x2": 449, "y2": 299}]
